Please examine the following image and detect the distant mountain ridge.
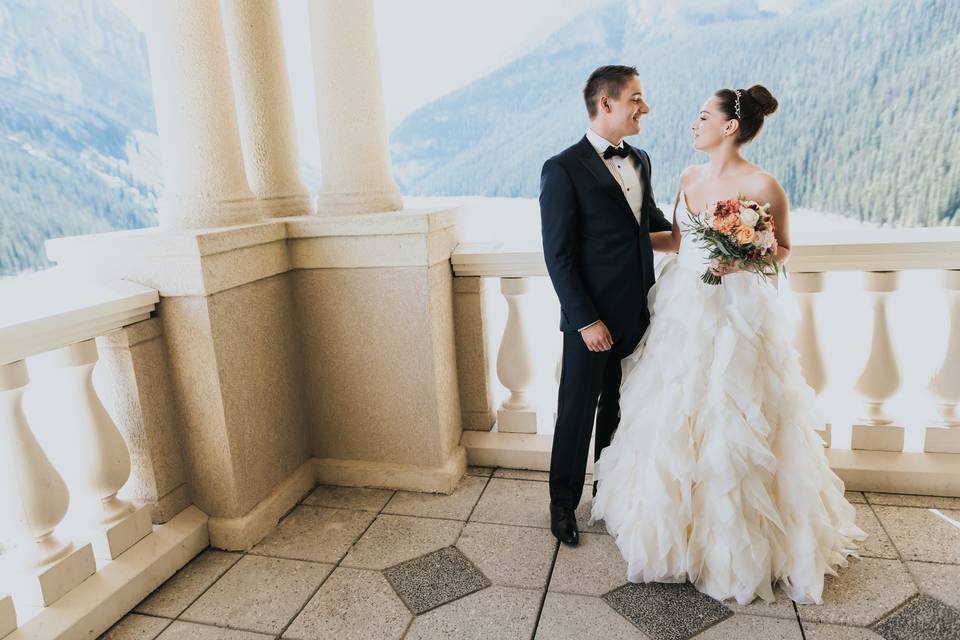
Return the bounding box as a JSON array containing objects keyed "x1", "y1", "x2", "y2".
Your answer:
[
  {"x1": 389, "y1": 0, "x2": 960, "y2": 228},
  {"x1": 0, "y1": 0, "x2": 158, "y2": 276}
]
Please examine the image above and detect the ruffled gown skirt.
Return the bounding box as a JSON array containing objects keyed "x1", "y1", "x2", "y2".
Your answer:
[{"x1": 590, "y1": 238, "x2": 865, "y2": 605}]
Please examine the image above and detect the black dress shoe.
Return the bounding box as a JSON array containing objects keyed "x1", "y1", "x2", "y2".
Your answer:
[{"x1": 550, "y1": 503, "x2": 579, "y2": 546}]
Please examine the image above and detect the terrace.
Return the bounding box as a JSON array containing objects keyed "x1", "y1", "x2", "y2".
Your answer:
[{"x1": 0, "y1": 1, "x2": 958, "y2": 639}]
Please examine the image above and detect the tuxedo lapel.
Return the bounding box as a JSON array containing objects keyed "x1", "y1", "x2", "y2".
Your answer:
[
  {"x1": 629, "y1": 146, "x2": 651, "y2": 228},
  {"x1": 575, "y1": 137, "x2": 639, "y2": 230}
]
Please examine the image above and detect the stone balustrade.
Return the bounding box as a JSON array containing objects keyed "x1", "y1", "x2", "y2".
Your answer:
[
  {"x1": 0, "y1": 269, "x2": 206, "y2": 637},
  {"x1": 451, "y1": 228, "x2": 960, "y2": 496}
]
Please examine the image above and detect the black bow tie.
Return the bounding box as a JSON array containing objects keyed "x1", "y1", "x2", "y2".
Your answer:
[{"x1": 603, "y1": 144, "x2": 631, "y2": 159}]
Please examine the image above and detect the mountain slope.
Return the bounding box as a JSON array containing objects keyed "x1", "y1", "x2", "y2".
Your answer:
[
  {"x1": 390, "y1": 0, "x2": 960, "y2": 227},
  {"x1": 0, "y1": 0, "x2": 158, "y2": 276}
]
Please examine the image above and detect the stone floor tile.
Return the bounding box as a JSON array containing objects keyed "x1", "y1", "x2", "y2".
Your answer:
[
  {"x1": 134, "y1": 550, "x2": 242, "y2": 618},
  {"x1": 872, "y1": 594, "x2": 960, "y2": 640},
  {"x1": 100, "y1": 614, "x2": 171, "y2": 640},
  {"x1": 302, "y1": 485, "x2": 395, "y2": 512},
  {"x1": 549, "y1": 532, "x2": 628, "y2": 596},
  {"x1": 383, "y1": 546, "x2": 490, "y2": 614},
  {"x1": 793, "y1": 557, "x2": 917, "y2": 626},
  {"x1": 695, "y1": 614, "x2": 803, "y2": 639},
  {"x1": 466, "y1": 465, "x2": 495, "y2": 477},
  {"x1": 906, "y1": 561, "x2": 960, "y2": 610},
  {"x1": 382, "y1": 475, "x2": 487, "y2": 520},
  {"x1": 455, "y1": 521, "x2": 557, "y2": 589},
  {"x1": 493, "y1": 468, "x2": 550, "y2": 481},
  {"x1": 283, "y1": 567, "x2": 411, "y2": 640},
  {"x1": 602, "y1": 581, "x2": 733, "y2": 640},
  {"x1": 575, "y1": 485, "x2": 609, "y2": 534},
  {"x1": 180, "y1": 555, "x2": 333, "y2": 635},
  {"x1": 534, "y1": 592, "x2": 649, "y2": 639},
  {"x1": 854, "y1": 503, "x2": 899, "y2": 559},
  {"x1": 469, "y1": 478, "x2": 551, "y2": 528},
  {"x1": 155, "y1": 621, "x2": 272, "y2": 639},
  {"x1": 250, "y1": 505, "x2": 376, "y2": 563},
  {"x1": 846, "y1": 491, "x2": 868, "y2": 504},
  {"x1": 865, "y1": 493, "x2": 960, "y2": 510},
  {"x1": 724, "y1": 588, "x2": 796, "y2": 619},
  {"x1": 340, "y1": 514, "x2": 462, "y2": 570},
  {"x1": 873, "y1": 506, "x2": 960, "y2": 564},
  {"x1": 802, "y1": 623, "x2": 885, "y2": 639},
  {"x1": 404, "y1": 585, "x2": 541, "y2": 640}
]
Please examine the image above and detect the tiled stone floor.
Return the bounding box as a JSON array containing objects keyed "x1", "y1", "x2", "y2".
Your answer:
[{"x1": 102, "y1": 467, "x2": 960, "y2": 640}]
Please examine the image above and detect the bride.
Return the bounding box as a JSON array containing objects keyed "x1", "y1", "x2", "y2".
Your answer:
[{"x1": 590, "y1": 84, "x2": 866, "y2": 605}]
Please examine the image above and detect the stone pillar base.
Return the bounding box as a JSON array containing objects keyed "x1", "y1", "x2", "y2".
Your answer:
[
  {"x1": 89, "y1": 504, "x2": 153, "y2": 560},
  {"x1": 315, "y1": 447, "x2": 467, "y2": 495},
  {"x1": 207, "y1": 460, "x2": 315, "y2": 551},
  {"x1": 497, "y1": 408, "x2": 539, "y2": 434},
  {"x1": 924, "y1": 426, "x2": 960, "y2": 454},
  {"x1": 5, "y1": 542, "x2": 96, "y2": 607},
  {"x1": 0, "y1": 594, "x2": 16, "y2": 637},
  {"x1": 314, "y1": 189, "x2": 403, "y2": 216},
  {"x1": 851, "y1": 423, "x2": 905, "y2": 452},
  {"x1": 259, "y1": 192, "x2": 315, "y2": 218}
]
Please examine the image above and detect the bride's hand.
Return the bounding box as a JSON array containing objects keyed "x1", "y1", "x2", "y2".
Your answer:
[{"x1": 710, "y1": 258, "x2": 740, "y2": 276}]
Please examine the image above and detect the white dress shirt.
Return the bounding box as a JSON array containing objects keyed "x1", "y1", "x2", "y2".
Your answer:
[
  {"x1": 585, "y1": 128, "x2": 644, "y2": 223},
  {"x1": 579, "y1": 128, "x2": 645, "y2": 333}
]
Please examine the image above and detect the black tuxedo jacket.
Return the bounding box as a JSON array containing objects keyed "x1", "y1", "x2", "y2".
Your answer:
[{"x1": 539, "y1": 135, "x2": 672, "y2": 334}]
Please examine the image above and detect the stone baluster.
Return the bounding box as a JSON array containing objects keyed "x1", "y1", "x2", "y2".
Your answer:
[
  {"x1": 925, "y1": 269, "x2": 960, "y2": 453},
  {"x1": 496, "y1": 277, "x2": 538, "y2": 433},
  {"x1": 31, "y1": 340, "x2": 152, "y2": 560},
  {"x1": 790, "y1": 272, "x2": 831, "y2": 446},
  {"x1": 0, "y1": 360, "x2": 95, "y2": 606},
  {"x1": 852, "y1": 271, "x2": 904, "y2": 451}
]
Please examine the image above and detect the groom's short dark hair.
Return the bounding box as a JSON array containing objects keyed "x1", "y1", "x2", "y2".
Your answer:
[{"x1": 583, "y1": 65, "x2": 639, "y2": 119}]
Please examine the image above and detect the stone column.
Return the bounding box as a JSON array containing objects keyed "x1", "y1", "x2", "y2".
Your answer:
[
  {"x1": 142, "y1": 0, "x2": 259, "y2": 228},
  {"x1": 221, "y1": 0, "x2": 314, "y2": 217},
  {"x1": 307, "y1": 0, "x2": 403, "y2": 215}
]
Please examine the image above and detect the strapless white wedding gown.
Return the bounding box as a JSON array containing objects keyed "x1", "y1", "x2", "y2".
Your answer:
[{"x1": 590, "y1": 215, "x2": 866, "y2": 606}]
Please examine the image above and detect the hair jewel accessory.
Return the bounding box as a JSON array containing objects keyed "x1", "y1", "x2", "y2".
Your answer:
[{"x1": 734, "y1": 89, "x2": 742, "y2": 120}]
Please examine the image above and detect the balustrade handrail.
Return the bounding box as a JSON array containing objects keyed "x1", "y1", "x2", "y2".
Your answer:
[
  {"x1": 450, "y1": 228, "x2": 960, "y2": 277},
  {"x1": 0, "y1": 267, "x2": 159, "y2": 366}
]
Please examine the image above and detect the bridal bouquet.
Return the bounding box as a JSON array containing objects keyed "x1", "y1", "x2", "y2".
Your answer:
[{"x1": 686, "y1": 195, "x2": 783, "y2": 285}]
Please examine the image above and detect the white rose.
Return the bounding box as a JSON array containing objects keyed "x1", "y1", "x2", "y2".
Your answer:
[
  {"x1": 757, "y1": 230, "x2": 775, "y2": 249},
  {"x1": 739, "y1": 208, "x2": 760, "y2": 227}
]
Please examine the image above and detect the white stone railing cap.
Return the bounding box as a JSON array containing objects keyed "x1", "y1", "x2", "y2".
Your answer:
[
  {"x1": 452, "y1": 228, "x2": 960, "y2": 277},
  {"x1": 0, "y1": 268, "x2": 159, "y2": 366}
]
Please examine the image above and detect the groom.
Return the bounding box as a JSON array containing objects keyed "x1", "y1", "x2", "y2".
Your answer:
[{"x1": 540, "y1": 65, "x2": 671, "y2": 546}]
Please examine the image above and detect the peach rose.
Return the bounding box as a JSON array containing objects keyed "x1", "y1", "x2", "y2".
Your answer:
[
  {"x1": 735, "y1": 225, "x2": 756, "y2": 245},
  {"x1": 718, "y1": 215, "x2": 738, "y2": 234}
]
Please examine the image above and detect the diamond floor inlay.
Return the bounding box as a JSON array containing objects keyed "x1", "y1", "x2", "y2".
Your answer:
[
  {"x1": 602, "y1": 581, "x2": 734, "y2": 640},
  {"x1": 383, "y1": 545, "x2": 492, "y2": 615},
  {"x1": 872, "y1": 595, "x2": 960, "y2": 640}
]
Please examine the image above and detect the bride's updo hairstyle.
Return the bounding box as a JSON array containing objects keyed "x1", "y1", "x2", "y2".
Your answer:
[{"x1": 716, "y1": 84, "x2": 778, "y2": 145}]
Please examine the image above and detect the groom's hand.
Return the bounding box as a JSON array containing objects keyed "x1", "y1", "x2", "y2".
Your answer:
[{"x1": 580, "y1": 321, "x2": 613, "y2": 352}]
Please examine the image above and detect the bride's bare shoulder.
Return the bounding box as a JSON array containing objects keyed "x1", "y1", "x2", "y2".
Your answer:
[
  {"x1": 679, "y1": 163, "x2": 706, "y2": 188},
  {"x1": 743, "y1": 169, "x2": 787, "y2": 202}
]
